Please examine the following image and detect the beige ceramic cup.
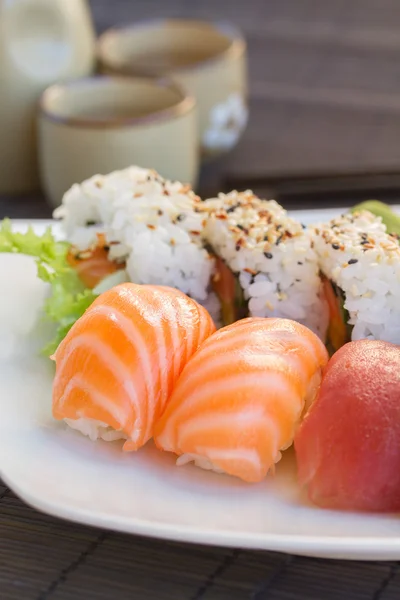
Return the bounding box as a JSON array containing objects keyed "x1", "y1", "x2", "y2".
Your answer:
[
  {"x1": 97, "y1": 20, "x2": 248, "y2": 159},
  {"x1": 38, "y1": 76, "x2": 198, "y2": 208}
]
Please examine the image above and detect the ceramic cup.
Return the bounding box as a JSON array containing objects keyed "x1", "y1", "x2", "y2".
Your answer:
[
  {"x1": 97, "y1": 19, "x2": 248, "y2": 159},
  {"x1": 38, "y1": 76, "x2": 198, "y2": 208}
]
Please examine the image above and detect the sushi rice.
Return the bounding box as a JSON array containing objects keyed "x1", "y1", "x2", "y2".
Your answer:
[
  {"x1": 64, "y1": 418, "x2": 128, "y2": 443},
  {"x1": 313, "y1": 210, "x2": 400, "y2": 345},
  {"x1": 200, "y1": 190, "x2": 328, "y2": 338},
  {"x1": 54, "y1": 166, "x2": 218, "y2": 318},
  {"x1": 54, "y1": 169, "x2": 330, "y2": 338}
]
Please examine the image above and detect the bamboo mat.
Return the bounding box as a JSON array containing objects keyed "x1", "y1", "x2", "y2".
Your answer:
[
  {"x1": 1, "y1": 481, "x2": 400, "y2": 600},
  {"x1": 3, "y1": 0, "x2": 400, "y2": 598}
]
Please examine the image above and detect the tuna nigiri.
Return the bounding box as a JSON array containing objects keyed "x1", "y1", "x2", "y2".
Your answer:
[
  {"x1": 294, "y1": 339, "x2": 400, "y2": 512},
  {"x1": 52, "y1": 282, "x2": 216, "y2": 450},
  {"x1": 154, "y1": 318, "x2": 329, "y2": 483}
]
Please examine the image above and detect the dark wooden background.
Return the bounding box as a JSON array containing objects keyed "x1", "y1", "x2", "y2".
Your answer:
[
  {"x1": 2, "y1": 0, "x2": 400, "y2": 598},
  {"x1": 91, "y1": 0, "x2": 400, "y2": 207}
]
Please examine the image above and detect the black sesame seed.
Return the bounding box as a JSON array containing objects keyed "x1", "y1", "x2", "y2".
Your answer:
[
  {"x1": 276, "y1": 224, "x2": 282, "y2": 230},
  {"x1": 264, "y1": 252, "x2": 273, "y2": 259},
  {"x1": 297, "y1": 261, "x2": 303, "y2": 265},
  {"x1": 360, "y1": 240, "x2": 368, "y2": 246},
  {"x1": 332, "y1": 243, "x2": 340, "y2": 250},
  {"x1": 226, "y1": 205, "x2": 238, "y2": 213},
  {"x1": 157, "y1": 209, "x2": 163, "y2": 216},
  {"x1": 275, "y1": 234, "x2": 283, "y2": 245},
  {"x1": 86, "y1": 220, "x2": 97, "y2": 227},
  {"x1": 295, "y1": 278, "x2": 301, "y2": 282},
  {"x1": 348, "y1": 258, "x2": 358, "y2": 265},
  {"x1": 176, "y1": 214, "x2": 185, "y2": 221},
  {"x1": 235, "y1": 244, "x2": 241, "y2": 251},
  {"x1": 301, "y1": 223, "x2": 306, "y2": 229},
  {"x1": 237, "y1": 224, "x2": 246, "y2": 231}
]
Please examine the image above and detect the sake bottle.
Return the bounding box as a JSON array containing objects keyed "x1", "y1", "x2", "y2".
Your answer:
[{"x1": 0, "y1": 0, "x2": 96, "y2": 193}]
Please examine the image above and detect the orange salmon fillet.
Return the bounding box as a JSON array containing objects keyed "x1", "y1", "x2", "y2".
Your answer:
[
  {"x1": 154, "y1": 317, "x2": 329, "y2": 482},
  {"x1": 52, "y1": 283, "x2": 216, "y2": 450}
]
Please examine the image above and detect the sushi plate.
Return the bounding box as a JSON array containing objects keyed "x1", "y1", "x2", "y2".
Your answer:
[{"x1": 1, "y1": 208, "x2": 400, "y2": 561}]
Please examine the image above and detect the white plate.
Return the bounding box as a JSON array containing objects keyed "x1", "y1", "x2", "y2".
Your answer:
[{"x1": 1, "y1": 210, "x2": 400, "y2": 561}]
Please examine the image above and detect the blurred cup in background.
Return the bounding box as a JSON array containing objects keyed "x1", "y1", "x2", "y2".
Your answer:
[
  {"x1": 97, "y1": 19, "x2": 248, "y2": 160},
  {"x1": 38, "y1": 76, "x2": 198, "y2": 208},
  {"x1": 0, "y1": 0, "x2": 95, "y2": 194}
]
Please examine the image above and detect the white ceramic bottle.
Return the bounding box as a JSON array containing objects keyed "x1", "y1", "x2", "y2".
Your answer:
[{"x1": 0, "y1": 0, "x2": 96, "y2": 193}]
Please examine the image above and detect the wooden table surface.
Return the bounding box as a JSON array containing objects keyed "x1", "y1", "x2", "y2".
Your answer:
[{"x1": 2, "y1": 1, "x2": 400, "y2": 598}]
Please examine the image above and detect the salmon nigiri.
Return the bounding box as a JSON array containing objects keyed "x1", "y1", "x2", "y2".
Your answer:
[
  {"x1": 154, "y1": 318, "x2": 329, "y2": 483},
  {"x1": 52, "y1": 283, "x2": 216, "y2": 450}
]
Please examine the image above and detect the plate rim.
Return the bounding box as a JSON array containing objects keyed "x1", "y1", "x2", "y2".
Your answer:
[{"x1": 3, "y1": 468, "x2": 400, "y2": 561}]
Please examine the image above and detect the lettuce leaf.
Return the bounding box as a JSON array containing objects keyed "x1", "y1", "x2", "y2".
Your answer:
[{"x1": 0, "y1": 219, "x2": 97, "y2": 356}]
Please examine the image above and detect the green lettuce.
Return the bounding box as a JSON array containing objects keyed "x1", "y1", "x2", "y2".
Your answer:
[{"x1": 0, "y1": 219, "x2": 97, "y2": 356}]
